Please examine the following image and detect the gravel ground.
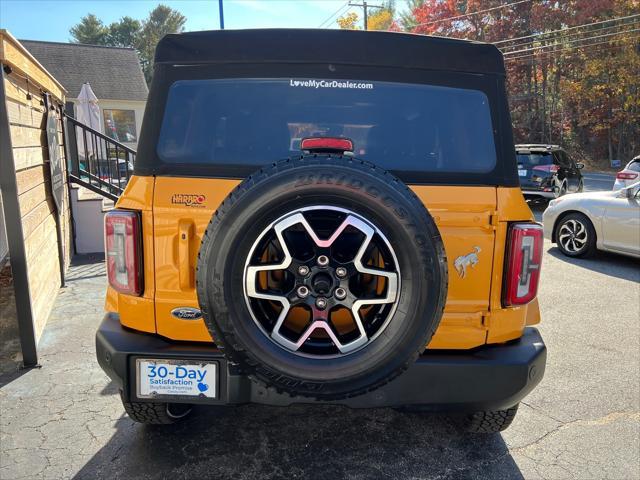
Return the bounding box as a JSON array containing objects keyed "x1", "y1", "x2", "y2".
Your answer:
[{"x1": 1, "y1": 211, "x2": 638, "y2": 480}]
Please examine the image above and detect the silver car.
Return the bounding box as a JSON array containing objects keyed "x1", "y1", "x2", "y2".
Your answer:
[
  {"x1": 613, "y1": 155, "x2": 640, "y2": 190},
  {"x1": 543, "y1": 181, "x2": 640, "y2": 258}
]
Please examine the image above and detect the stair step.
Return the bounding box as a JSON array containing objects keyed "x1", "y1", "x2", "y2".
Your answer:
[
  {"x1": 77, "y1": 187, "x2": 106, "y2": 202},
  {"x1": 69, "y1": 176, "x2": 121, "y2": 203},
  {"x1": 102, "y1": 199, "x2": 115, "y2": 212}
]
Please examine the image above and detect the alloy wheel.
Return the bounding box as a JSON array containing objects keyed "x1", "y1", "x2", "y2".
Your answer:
[
  {"x1": 558, "y1": 182, "x2": 567, "y2": 197},
  {"x1": 558, "y1": 219, "x2": 588, "y2": 253},
  {"x1": 243, "y1": 206, "x2": 400, "y2": 358}
]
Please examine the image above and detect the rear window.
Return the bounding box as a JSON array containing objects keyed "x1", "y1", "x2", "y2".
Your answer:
[
  {"x1": 157, "y1": 78, "x2": 497, "y2": 174},
  {"x1": 628, "y1": 160, "x2": 640, "y2": 172},
  {"x1": 517, "y1": 153, "x2": 554, "y2": 167}
]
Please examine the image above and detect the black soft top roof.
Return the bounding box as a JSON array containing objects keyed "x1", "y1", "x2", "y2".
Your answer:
[{"x1": 155, "y1": 28, "x2": 505, "y2": 76}]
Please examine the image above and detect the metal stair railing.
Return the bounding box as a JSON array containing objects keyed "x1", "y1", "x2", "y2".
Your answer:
[{"x1": 64, "y1": 114, "x2": 136, "y2": 201}]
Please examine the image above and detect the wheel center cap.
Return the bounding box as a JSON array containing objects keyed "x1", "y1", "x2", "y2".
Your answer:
[{"x1": 311, "y1": 272, "x2": 333, "y2": 295}]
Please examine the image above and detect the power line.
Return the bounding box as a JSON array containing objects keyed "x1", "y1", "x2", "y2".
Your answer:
[
  {"x1": 503, "y1": 25, "x2": 640, "y2": 56},
  {"x1": 506, "y1": 41, "x2": 639, "y2": 67},
  {"x1": 494, "y1": 13, "x2": 640, "y2": 46},
  {"x1": 503, "y1": 26, "x2": 640, "y2": 56},
  {"x1": 504, "y1": 34, "x2": 640, "y2": 62},
  {"x1": 507, "y1": 37, "x2": 640, "y2": 63},
  {"x1": 500, "y1": 19, "x2": 639, "y2": 52},
  {"x1": 318, "y1": 1, "x2": 351, "y2": 28},
  {"x1": 411, "y1": 0, "x2": 533, "y2": 29}
]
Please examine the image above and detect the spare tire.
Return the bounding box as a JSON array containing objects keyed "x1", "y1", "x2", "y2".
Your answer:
[{"x1": 197, "y1": 156, "x2": 447, "y2": 400}]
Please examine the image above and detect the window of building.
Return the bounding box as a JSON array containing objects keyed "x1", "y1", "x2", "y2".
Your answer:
[{"x1": 103, "y1": 109, "x2": 137, "y2": 143}]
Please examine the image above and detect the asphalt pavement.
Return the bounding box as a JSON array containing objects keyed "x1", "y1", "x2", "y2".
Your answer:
[
  {"x1": 582, "y1": 172, "x2": 616, "y2": 192},
  {"x1": 1, "y1": 177, "x2": 638, "y2": 480}
]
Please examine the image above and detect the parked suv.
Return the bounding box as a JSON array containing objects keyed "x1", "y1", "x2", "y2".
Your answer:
[
  {"x1": 516, "y1": 144, "x2": 584, "y2": 199},
  {"x1": 96, "y1": 29, "x2": 546, "y2": 433}
]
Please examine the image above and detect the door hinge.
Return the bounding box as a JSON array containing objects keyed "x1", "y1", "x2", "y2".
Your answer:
[{"x1": 489, "y1": 212, "x2": 499, "y2": 229}]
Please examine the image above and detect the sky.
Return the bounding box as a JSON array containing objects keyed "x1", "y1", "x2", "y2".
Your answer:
[{"x1": 0, "y1": 0, "x2": 384, "y2": 42}]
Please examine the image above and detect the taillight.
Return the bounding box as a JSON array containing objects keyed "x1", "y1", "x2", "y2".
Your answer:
[
  {"x1": 105, "y1": 210, "x2": 143, "y2": 296},
  {"x1": 503, "y1": 223, "x2": 543, "y2": 306},
  {"x1": 532, "y1": 165, "x2": 558, "y2": 173},
  {"x1": 616, "y1": 172, "x2": 638, "y2": 180}
]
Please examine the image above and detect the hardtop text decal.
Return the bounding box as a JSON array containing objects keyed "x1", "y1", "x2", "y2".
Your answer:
[{"x1": 171, "y1": 193, "x2": 206, "y2": 207}]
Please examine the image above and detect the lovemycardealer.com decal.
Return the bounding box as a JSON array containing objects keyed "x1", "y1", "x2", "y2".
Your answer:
[{"x1": 289, "y1": 79, "x2": 374, "y2": 90}]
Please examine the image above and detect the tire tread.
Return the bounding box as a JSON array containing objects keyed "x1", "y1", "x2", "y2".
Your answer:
[
  {"x1": 120, "y1": 392, "x2": 190, "y2": 425},
  {"x1": 463, "y1": 404, "x2": 519, "y2": 433}
]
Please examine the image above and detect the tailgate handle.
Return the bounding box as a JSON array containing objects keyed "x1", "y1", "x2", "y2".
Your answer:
[{"x1": 178, "y1": 220, "x2": 195, "y2": 290}]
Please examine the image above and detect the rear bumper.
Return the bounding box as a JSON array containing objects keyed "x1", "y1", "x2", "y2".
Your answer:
[
  {"x1": 613, "y1": 179, "x2": 634, "y2": 191},
  {"x1": 522, "y1": 189, "x2": 556, "y2": 198},
  {"x1": 96, "y1": 313, "x2": 546, "y2": 412}
]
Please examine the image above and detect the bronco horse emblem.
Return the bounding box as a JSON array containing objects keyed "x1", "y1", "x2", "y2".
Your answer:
[{"x1": 454, "y1": 246, "x2": 481, "y2": 278}]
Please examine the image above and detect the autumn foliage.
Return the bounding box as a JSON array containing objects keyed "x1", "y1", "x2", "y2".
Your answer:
[{"x1": 339, "y1": 0, "x2": 639, "y2": 167}]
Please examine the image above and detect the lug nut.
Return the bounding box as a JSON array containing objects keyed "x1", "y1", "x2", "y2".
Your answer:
[
  {"x1": 335, "y1": 287, "x2": 347, "y2": 300},
  {"x1": 335, "y1": 267, "x2": 347, "y2": 278},
  {"x1": 297, "y1": 265, "x2": 310, "y2": 276},
  {"x1": 296, "y1": 286, "x2": 310, "y2": 298},
  {"x1": 317, "y1": 255, "x2": 329, "y2": 267},
  {"x1": 316, "y1": 297, "x2": 328, "y2": 309}
]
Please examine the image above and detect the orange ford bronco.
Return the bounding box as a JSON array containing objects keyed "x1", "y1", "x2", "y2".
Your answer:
[{"x1": 96, "y1": 29, "x2": 546, "y2": 432}]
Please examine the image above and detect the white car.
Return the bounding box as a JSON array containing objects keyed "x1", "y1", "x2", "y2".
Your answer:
[
  {"x1": 613, "y1": 156, "x2": 640, "y2": 190},
  {"x1": 543, "y1": 181, "x2": 640, "y2": 258}
]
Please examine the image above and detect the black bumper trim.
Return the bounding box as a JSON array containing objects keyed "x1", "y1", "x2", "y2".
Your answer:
[{"x1": 96, "y1": 313, "x2": 546, "y2": 411}]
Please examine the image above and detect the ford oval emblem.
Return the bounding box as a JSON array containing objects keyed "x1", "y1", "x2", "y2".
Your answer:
[{"x1": 171, "y1": 307, "x2": 203, "y2": 320}]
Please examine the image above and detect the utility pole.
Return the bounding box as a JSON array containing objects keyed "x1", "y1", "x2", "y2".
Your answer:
[
  {"x1": 219, "y1": 0, "x2": 225, "y2": 30},
  {"x1": 348, "y1": 2, "x2": 383, "y2": 30}
]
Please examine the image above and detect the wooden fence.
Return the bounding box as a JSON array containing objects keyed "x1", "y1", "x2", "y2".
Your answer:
[{"x1": 0, "y1": 30, "x2": 72, "y2": 364}]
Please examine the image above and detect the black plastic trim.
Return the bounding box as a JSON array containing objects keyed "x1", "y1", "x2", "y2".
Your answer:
[
  {"x1": 97, "y1": 313, "x2": 546, "y2": 411},
  {"x1": 155, "y1": 29, "x2": 505, "y2": 75}
]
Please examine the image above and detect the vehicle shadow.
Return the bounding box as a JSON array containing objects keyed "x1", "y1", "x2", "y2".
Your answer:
[
  {"x1": 0, "y1": 366, "x2": 36, "y2": 389},
  {"x1": 546, "y1": 246, "x2": 640, "y2": 283},
  {"x1": 73, "y1": 404, "x2": 523, "y2": 480},
  {"x1": 527, "y1": 199, "x2": 547, "y2": 223}
]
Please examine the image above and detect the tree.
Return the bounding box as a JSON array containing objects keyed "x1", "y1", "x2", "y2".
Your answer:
[
  {"x1": 337, "y1": 1, "x2": 396, "y2": 31},
  {"x1": 69, "y1": 5, "x2": 186, "y2": 85},
  {"x1": 337, "y1": 12, "x2": 361, "y2": 30},
  {"x1": 399, "y1": 0, "x2": 425, "y2": 30},
  {"x1": 107, "y1": 17, "x2": 141, "y2": 47},
  {"x1": 70, "y1": 14, "x2": 109, "y2": 45},
  {"x1": 136, "y1": 5, "x2": 186, "y2": 83},
  {"x1": 368, "y1": 2, "x2": 395, "y2": 31},
  {"x1": 398, "y1": 0, "x2": 640, "y2": 168}
]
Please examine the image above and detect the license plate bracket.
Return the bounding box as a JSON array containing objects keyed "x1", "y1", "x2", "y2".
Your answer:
[{"x1": 136, "y1": 358, "x2": 218, "y2": 400}]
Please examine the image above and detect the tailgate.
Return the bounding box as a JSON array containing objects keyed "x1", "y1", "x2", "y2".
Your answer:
[{"x1": 410, "y1": 186, "x2": 496, "y2": 349}]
